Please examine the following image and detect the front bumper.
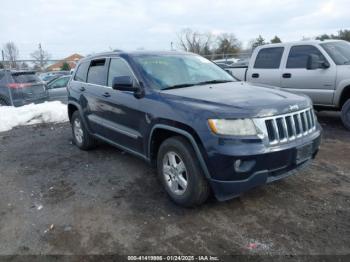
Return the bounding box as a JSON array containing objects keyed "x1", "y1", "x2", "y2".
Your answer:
[{"x1": 207, "y1": 129, "x2": 321, "y2": 201}]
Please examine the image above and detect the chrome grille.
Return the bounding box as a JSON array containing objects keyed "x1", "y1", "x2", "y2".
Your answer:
[{"x1": 256, "y1": 108, "x2": 316, "y2": 145}]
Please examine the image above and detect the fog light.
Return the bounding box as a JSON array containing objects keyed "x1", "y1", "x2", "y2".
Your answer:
[
  {"x1": 234, "y1": 159, "x2": 242, "y2": 171},
  {"x1": 234, "y1": 159, "x2": 256, "y2": 173}
]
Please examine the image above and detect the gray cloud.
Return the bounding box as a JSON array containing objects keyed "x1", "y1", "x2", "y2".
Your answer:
[{"x1": 0, "y1": 0, "x2": 348, "y2": 59}]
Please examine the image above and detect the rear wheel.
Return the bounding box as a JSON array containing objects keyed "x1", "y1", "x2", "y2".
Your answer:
[
  {"x1": 341, "y1": 99, "x2": 350, "y2": 130},
  {"x1": 157, "y1": 136, "x2": 210, "y2": 207},
  {"x1": 71, "y1": 111, "x2": 97, "y2": 150}
]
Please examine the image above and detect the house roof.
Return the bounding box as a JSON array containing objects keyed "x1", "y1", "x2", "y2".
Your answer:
[{"x1": 46, "y1": 53, "x2": 84, "y2": 71}]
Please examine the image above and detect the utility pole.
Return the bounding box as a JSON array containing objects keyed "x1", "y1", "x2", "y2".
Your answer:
[
  {"x1": 1, "y1": 50, "x2": 5, "y2": 69},
  {"x1": 39, "y1": 43, "x2": 43, "y2": 70}
]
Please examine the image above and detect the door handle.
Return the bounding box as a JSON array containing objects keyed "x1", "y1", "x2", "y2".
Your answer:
[
  {"x1": 80, "y1": 86, "x2": 86, "y2": 91},
  {"x1": 252, "y1": 73, "x2": 259, "y2": 78},
  {"x1": 282, "y1": 73, "x2": 292, "y2": 78},
  {"x1": 103, "y1": 92, "x2": 111, "y2": 98}
]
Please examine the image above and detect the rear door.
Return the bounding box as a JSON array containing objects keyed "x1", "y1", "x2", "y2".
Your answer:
[
  {"x1": 281, "y1": 45, "x2": 336, "y2": 105},
  {"x1": 247, "y1": 47, "x2": 284, "y2": 86}
]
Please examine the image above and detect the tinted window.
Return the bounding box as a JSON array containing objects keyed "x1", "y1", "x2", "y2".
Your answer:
[
  {"x1": 287, "y1": 45, "x2": 326, "y2": 68},
  {"x1": 74, "y1": 62, "x2": 89, "y2": 82},
  {"x1": 254, "y1": 47, "x2": 284, "y2": 69},
  {"x1": 12, "y1": 73, "x2": 40, "y2": 83},
  {"x1": 107, "y1": 59, "x2": 134, "y2": 87},
  {"x1": 87, "y1": 59, "x2": 107, "y2": 86}
]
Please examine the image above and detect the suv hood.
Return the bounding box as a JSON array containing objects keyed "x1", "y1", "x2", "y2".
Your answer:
[{"x1": 160, "y1": 81, "x2": 311, "y2": 118}]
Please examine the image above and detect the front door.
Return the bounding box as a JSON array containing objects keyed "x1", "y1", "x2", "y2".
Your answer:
[{"x1": 281, "y1": 45, "x2": 336, "y2": 105}]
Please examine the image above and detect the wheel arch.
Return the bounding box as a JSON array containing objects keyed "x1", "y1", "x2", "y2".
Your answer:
[
  {"x1": 148, "y1": 124, "x2": 211, "y2": 179},
  {"x1": 339, "y1": 85, "x2": 350, "y2": 109}
]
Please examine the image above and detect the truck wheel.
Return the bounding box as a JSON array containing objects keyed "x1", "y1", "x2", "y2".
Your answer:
[
  {"x1": 341, "y1": 99, "x2": 350, "y2": 130},
  {"x1": 71, "y1": 111, "x2": 97, "y2": 150},
  {"x1": 157, "y1": 136, "x2": 210, "y2": 207}
]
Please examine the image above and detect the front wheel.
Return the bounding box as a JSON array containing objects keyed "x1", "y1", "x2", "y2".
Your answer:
[
  {"x1": 341, "y1": 99, "x2": 350, "y2": 130},
  {"x1": 157, "y1": 136, "x2": 210, "y2": 207}
]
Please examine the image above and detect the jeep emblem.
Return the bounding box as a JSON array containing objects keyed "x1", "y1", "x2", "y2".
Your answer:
[{"x1": 289, "y1": 104, "x2": 299, "y2": 111}]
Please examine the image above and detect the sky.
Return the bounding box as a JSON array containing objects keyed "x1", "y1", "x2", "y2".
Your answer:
[{"x1": 0, "y1": 0, "x2": 349, "y2": 59}]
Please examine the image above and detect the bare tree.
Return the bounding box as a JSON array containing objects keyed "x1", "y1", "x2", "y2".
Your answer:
[
  {"x1": 31, "y1": 43, "x2": 51, "y2": 71},
  {"x1": 3, "y1": 42, "x2": 19, "y2": 69},
  {"x1": 177, "y1": 28, "x2": 214, "y2": 55},
  {"x1": 215, "y1": 33, "x2": 241, "y2": 57}
]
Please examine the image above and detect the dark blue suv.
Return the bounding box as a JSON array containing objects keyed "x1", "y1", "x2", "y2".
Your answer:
[{"x1": 67, "y1": 51, "x2": 321, "y2": 206}]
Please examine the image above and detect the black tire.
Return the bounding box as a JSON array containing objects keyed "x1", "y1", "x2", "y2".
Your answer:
[
  {"x1": 157, "y1": 136, "x2": 210, "y2": 207},
  {"x1": 0, "y1": 97, "x2": 10, "y2": 106},
  {"x1": 71, "y1": 111, "x2": 97, "y2": 150},
  {"x1": 341, "y1": 99, "x2": 350, "y2": 130}
]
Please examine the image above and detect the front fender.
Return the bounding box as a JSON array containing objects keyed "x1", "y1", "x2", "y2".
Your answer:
[{"x1": 148, "y1": 124, "x2": 211, "y2": 179}]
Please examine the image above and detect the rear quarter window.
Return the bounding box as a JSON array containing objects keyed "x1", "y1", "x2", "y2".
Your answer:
[{"x1": 254, "y1": 47, "x2": 284, "y2": 69}]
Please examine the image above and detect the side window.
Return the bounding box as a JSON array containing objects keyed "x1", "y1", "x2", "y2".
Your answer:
[
  {"x1": 107, "y1": 58, "x2": 134, "y2": 87},
  {"x1": 51, "y1": 77, "x2": 69, "y2": 88},
  {"x1": 287, "y1": 45, "x2": 326, "y2": 69},
  {"x1": 87, "y1": 59, "x2": 107, "y2": 86},
  {"x1": 0, "y1": 72, "x2": 4, "y2": 81},
  {"x1": 254, "y1": 47, "x2": 284, "y2": 69},
  {"x1": 74, "y1": 62, "x2": 89, "y2": 82}
]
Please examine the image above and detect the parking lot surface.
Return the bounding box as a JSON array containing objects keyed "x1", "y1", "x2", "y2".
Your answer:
[{"x1": 0, "y1": 111, "x2": 349, "y2": 255}]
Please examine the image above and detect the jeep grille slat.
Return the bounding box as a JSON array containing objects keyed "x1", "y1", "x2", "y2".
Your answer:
[{"x1": 260, "y1": 108, "x2": 316, "y2": 145}]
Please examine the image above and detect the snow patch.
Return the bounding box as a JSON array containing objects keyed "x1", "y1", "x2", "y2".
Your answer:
[{"x1": 0, "y1": 101, "x2": 68, "y2": 132}]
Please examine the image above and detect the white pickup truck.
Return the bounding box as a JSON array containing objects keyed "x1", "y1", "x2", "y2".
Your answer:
[{"x1": 228, "y1": 40, "x2": 350, "y2": 130}]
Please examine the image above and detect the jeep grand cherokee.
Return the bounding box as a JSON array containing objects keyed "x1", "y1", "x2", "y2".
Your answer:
[{"x1": 67, "y1": 51, "x2": 321, "y2": 207}]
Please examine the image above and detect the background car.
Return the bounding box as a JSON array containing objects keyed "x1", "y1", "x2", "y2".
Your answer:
[
  {"x1": 39, "y1": 71, "x2": 70, "y2": 83},
  {"x1": 0, "y1": 70, "x2": 49, "y2": 106},
  {"x1": 47, "y1": 75, "x2": 71, "y2": 103}
]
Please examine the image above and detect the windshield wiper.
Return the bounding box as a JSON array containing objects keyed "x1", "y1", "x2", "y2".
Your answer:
[
  {"x1": 161, "y1": 80, "x2": 234, "y2": 90},
  {"x1": 195, "y1": 80, "x2": 234, "y2": 85},
  {"x1": 162, "y1": 83, "x2": 196, "y2": 90}
]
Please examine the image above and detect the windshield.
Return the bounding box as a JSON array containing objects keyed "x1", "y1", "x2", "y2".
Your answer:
[
  {"x1": 133, "y1": 54, "x2": 235, "y2": 90},
  {"x1": 320, "y1": 41, "x2": 350, "y2": 65}
]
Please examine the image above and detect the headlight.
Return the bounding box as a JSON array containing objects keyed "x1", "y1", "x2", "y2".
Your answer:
[{"x1": 208, "y1": 119, "x2": 257, "y2": 136}]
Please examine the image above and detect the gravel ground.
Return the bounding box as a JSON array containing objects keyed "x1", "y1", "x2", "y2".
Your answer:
[{"x1": 0, "y1": 111, "x2": 349, "y2": 257}]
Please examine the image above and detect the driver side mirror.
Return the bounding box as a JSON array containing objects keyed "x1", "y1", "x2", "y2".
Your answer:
[
  {"x1": 112, "y1": 76, "x2": 144, "y2": 98},
  {"x1": 307, "y1": 54, "x2": 330, "y2": 70},
  {"x1": 112, "y1": 76, "x2": 139, "y2": 92}
]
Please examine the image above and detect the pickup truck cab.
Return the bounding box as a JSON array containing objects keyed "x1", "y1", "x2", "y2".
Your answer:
[
  {"x1": 67, "y1": 51, "x2": 321, "y2": 206},
  {"x1": 229, "y1": 40, "x2": 350, "y2": 129}
]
